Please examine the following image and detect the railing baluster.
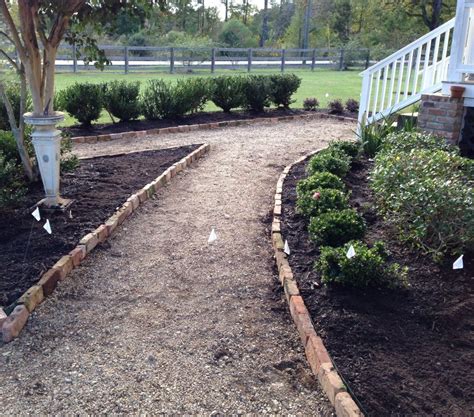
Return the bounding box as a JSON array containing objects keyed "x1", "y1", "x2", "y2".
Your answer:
[
  {"x1": 388, "y1": 61, "x2": 397, "y2": 108},
  {"x1": 372, "y1": 69, "x2": 381, "y2": 118},
  {"x1": 395, "y1": 54, "x2": 405, "y2": 103},
  {"x1": 431, "y1": 34, "x2": 441, "y2": 85},
  {"x1": 421, "y1": 39, "x2": 432, "y2": 90},
  {"x1": 404, "y1": 50, "x2": 414, "y2": 100},
  {"x1": 379, "y1": 65, "x2": 389, "y2": 112},
  {"x1": 439, "y1": 28, "x2": 450, "y2": 83},
  {"x1": 412, "y1": 46, "x2": 423, "y2": 96}
]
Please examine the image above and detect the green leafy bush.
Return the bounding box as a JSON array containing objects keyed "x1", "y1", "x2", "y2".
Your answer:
[
  {"x1": 210, "y1": 76, "x2": 245, "y2": 112},
  {"x1": 381, "y1": 131, "x2": 454, "y2": 154},
  {"x1": 103, "y1": 80, "x2": 141, "y2": 122},
  {"x1": 371, "y1": 148, "x2": 474, "y2": 259},
  {"x1": 242, "y1": 75, "x2": 272, "y2": 112},
  {"x1": 0, "y1": 82, "x2": 31, "y2": 131},
  {"x1": 56, "y1": 83, "x2": 103, "y2": 126},
  {"x1": 0, "y1": 130, "x2": 32, "y2": 164},
  {"x1": 269, "y1": 74, "x2": 301, "y2": 108},
  {"x1": 307, "y1": 149, "x2": 351, "y2": 177},
  {"x1": 141, "y1": 78, "x2": 209, "y2": 120},
  {"x1": 141, "y1": 79, "x2": 174, "y2": 120},
  {"x1": 0, "y1": 150, "x2": 26, "y2": 208},
  {"x1": 328, "y1": 99, "x2": 344, "y2": 115},
  {"x1": 303, "y1": 97, "x2": 319, "y2": 111},
  {"x1": 309, "y1": 209, "x2": 366, "y2": 246},
  {"x1": 173, "y1": 78, "x2": 210, "y2": 116},
  {"x1": 296, "y1": 171, "x2": 345, "y2": 196},
  {"x1": 296, "y1": 188, "x2": 349, "y2": 217},
  {"x1": 316, "y1": 241, "x2": 407, "y2": 288},
  {"x1": 328, "y1": 140, "x2": 360, "y2": 158}
]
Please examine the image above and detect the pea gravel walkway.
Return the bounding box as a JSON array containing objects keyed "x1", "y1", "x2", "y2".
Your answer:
[{"x1": 1, "y1": 118, "x2": 353, "y2": 414}]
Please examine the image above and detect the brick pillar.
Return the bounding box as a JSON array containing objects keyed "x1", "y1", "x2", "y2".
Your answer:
[{"x1": 417, "y1": 93, "x2": 465, "y2": 144}]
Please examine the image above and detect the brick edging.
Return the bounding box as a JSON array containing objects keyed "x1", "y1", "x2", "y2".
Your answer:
[
  {"x1": 0, "y1": 143, "x2": 211, "y2": 343},
  {"x1": 70, "y1": 113, "x2": 356, "y2": 144},
  {"x1": 272, "y1": 149, "x2": 364, "y2": 417}
]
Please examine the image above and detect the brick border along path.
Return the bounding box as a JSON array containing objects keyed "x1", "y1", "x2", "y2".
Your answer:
[{"x1": 0, "y1": 118, "x2": 354, "y2": 414}]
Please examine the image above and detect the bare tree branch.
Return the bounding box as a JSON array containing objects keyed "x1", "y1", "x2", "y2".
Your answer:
[{"x1": 0, "y1": 47, "x2": 19, "y2": 71}]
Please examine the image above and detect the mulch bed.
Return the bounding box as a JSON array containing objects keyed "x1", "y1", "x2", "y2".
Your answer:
[
  {"x1": 281, "y1": 156, "x2": 473, "y2": 416},
  {"x1": 0, "y1": 145, "x2": 200, "y2": 307},
  {"x1": 63, "y1": 108, "x2": 357, "y2": 138}
]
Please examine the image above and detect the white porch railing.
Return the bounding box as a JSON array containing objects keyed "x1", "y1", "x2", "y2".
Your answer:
[{"x1": 357, "y1": 18, "x2": 455, "y2": 128}]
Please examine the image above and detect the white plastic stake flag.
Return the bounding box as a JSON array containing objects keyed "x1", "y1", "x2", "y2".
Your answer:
[
  {"x1": 346, "y1": 245, "x2": 356, "y2": 259},
  {"x1": 453, "y1": 255, "x2": 464, "y2": 270},
  {"x1": 208, "y1": 228, "x2": 217, "y2": 244},
  {"x1": 32, "y1": 207, "x2": 41, "y2": 221},
  {"x1": 284, "y1": 240, "x2": 291, "y2": 256},
  {"x1": 43, "y1": 219, "x2": 52, "y2": 235}
]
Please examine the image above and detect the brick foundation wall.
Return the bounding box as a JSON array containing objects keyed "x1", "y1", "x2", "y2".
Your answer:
[{"x1": 418, "y1": 93, "x2": 465, "y2": 144}]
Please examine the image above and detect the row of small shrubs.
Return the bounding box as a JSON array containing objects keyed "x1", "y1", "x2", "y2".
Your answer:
[
  {"x1": 56, "y1": 74, "x2": 302, "y2": 126},
  {"x1": 371, "y1": 131, "x2": 474, "y2": 261},
  {"x1": 303, "y1": 97, "x2": 359, "y2": 114},
  {"x1": 295, "y1": 140, "x2": 407, "y2": 289}
]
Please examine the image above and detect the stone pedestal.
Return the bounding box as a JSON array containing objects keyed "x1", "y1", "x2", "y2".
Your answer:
[{"x1": 24, "y1": 112, "x2": 71, "y2": 209}]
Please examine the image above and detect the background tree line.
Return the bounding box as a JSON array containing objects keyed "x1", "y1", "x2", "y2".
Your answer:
[{"x1": 90, "y1": 0, "x2": 456, "y2": 59}]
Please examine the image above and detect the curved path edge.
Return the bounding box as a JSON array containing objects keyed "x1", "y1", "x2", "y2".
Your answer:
[
  {"x1": 71, "y1": 113, "x2": 356, "y2": 144},
  {"x1": 1, "y1": 143, "x2": 211, "y2": 343},
  {"x1": 272, "y1": 149, "x2": 364, "y2": 417}
]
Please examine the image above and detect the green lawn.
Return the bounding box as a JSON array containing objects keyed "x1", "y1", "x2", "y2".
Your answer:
[{"x1": 55, "y1": 68, "x2": 363, "y2": 127}]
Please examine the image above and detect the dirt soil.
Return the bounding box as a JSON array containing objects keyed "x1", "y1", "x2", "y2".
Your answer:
[
  {"x1": 0, "y1": 145, "x2": 199, "y2": 306},
  {"x1": 0, "y1": 118, "x2": 353, "y2": 414},
  {"x1": 63, "y1": 108, "x2": 356, "y2": 138},
  {"x1": 281, "y1": 156, "x2": 474, "y2": 417}
]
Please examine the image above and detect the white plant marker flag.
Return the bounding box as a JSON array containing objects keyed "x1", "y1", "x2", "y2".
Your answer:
[
  {"x1": 346, "y1": 245, "x2": 356, "y2": 259},
  {"x1": 453, "y1": 255, "x2": 464, "y2": 270},
  {"x1": 43, "y1": 219, "x2": 52, "y2": 235},
  {"x1": 208, "y1": 228, "x2": 217, "y2": 244},
  {"x1": 284, "y1": 240, "x2": 291, "y2": 256},
  {"x1": 32, "y1": 207, "x2": 41, "y2": 221},
  {"x1": 325, "y1": 93, "x2": 329, "y2": 98}
]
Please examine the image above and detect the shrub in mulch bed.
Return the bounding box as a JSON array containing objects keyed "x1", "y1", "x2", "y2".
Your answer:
[
  {"x1": 281, "y1": 156, "x2": 473, "y2": 416},
  {"x1": 0, "y1": 145, "x2": 200, "y2": 308}
]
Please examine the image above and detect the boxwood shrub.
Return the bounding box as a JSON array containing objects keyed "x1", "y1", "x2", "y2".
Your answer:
[
  {"x1": 296, "y1": 171, "x2": 345, "y2": 196},
  {"x1": 242, "y1": 75, "x2": 272, "y2": 112},
  {"x1": 316, "y1": 241, "x2": 408, "y2": 288},
  {"x1": 296, "y1": 188, "x2": 349, "y2": 217},
  {"x1": 328, "y1": 140, "x2": 360, "y2": 159},
  {"x1": 269, "y1": 74, "x2": 301, "y2": 108},
  {"x1": 56, "y1": 83, "x2": 103, "y2": 126},
  {"x1": 210, "y1": 76, "x2": 246, "y2": 113},
  {"x1": 309, "y1": 209, "x2": 366, "y2": 247},
  {"x1": 307, "y1": 149, "x2": 351, "y2": 177},
  {"x1": 103, "y1": 80, "x2": 141, "y2": 122}
]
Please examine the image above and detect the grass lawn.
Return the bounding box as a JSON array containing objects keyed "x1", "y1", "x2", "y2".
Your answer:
[{"x1": 55, "y1": 68, "x2": 363, "y2": 127}]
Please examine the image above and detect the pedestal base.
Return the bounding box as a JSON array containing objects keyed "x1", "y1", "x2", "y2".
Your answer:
[{"x1": 37, "y1": 197, "x2": 74, "y2": 212}]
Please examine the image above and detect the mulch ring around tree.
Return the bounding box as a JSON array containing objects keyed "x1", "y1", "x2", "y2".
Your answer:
[
  {"x1": 0, "y1": 144, "x2": 200, "y2": 308},
  {"x1": 281, "y1": 156, "x2": 473, "y2": 416},
  {"x1": 63, "y1": 108, "x2": 357, "y2": 138}
]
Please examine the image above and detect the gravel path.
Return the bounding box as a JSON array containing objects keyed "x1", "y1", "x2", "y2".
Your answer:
[{"x1": 1, "y1": 118, "x2": 354, "y2": 414}]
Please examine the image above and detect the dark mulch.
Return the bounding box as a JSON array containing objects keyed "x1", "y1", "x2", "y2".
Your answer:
[
  {"x1": 281, "y1": 156, "x2": 473, "y2": 417},
  {"x1": 63, "y1": 108, "x2": 357, "y2": 138},
  {"x1": 0, "y1": 145, "x2": 200, "y2": 307}
]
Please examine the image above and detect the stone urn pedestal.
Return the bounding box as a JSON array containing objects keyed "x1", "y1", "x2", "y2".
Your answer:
[{"x1": 24, "y1": 112, "x2": 72, "y2": 209}]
